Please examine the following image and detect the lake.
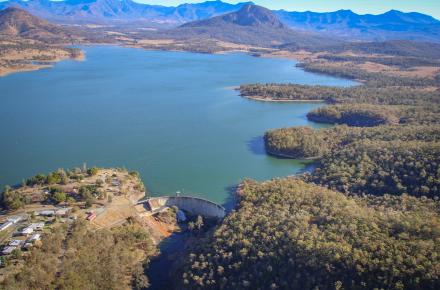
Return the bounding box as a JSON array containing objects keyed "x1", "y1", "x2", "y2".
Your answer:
[{"x1": 0, "y1": 46, "x2": 354, "y2": 205}]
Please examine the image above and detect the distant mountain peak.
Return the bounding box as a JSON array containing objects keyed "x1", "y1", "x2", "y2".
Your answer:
[
  {"x1": 1, "y1": 6, "x2": 27, "y2": 14},
  {"x1": 336, "y1": 9, "x2": 355, "y2": 14},
  {"x1": 230, "y1": 4, "x2": 285, "y2": 28},
  {"x1": 384, "y1": 9, "x2": 402, "y2": 15},
  {"x1": 182, "y1": 4, "x2": 285, "y2": 29}
]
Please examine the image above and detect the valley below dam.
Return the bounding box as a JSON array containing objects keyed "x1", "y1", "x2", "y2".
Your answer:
[{"x1": 0, "y1": 46, "x2": 355, "y2": 205}]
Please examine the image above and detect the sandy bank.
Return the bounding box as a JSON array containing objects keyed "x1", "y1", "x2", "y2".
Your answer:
[{"x1": 242, "y1": 95, "x2": 325, "y2": 103}]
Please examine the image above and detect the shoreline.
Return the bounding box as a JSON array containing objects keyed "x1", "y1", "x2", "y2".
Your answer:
[
  {"x1": 242, "y1": 95, "x2": 326, "y2": 103},
  {"x1": 266, "y1": 149, "x2": 321, "y2": 161},
  {"x1": 0, "y1": 50, "x2": 86, "y2": 77},
  {"x1": 0, "y1": 64, "x2": 52, "y2": 77}
]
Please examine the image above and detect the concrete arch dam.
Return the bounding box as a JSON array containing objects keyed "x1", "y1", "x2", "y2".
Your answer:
[{"x1": 138, "y1": 196, "x2": 226, "y2": 219}]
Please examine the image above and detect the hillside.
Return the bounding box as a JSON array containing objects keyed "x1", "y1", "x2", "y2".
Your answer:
[
  {"x1": 0, "y1": 7, "x2": 76, "y2": 42},
  {"x1": 181, "y1": 3, "x2": 284, "y2": 28},
  {"x1": 163, "y1": 4, "x2": 340, "y2": 48},
  {"x1": 316, "y1": 40, "x2": 440, "y2": 59},
  {"x1": 276, "y1": 9, "x2": 440, "y2": 42},
  {"x1": 176, "y1": 178, "x2": 440, "y2": 289},
  {"x1": 0, "y1": 8, "x2": 84, "y2": 76},
  {"x1": 0, "y1": 0, "x2": 253, "y2": 25}
]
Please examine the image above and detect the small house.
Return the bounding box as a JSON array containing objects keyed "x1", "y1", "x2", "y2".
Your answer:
[
  {"x1": 2, "y1": 246, "x2": 17, "y2": 255},
  {"x1": 111, "y1": 179, "x2": 120, "y2": 187},
  {"x1": 9, "y1": 240, "x2": 23, "y2": 247},
  {"x1": 0, "y1": 222, "x2": 13, "y2": 232},
  {"x1": 7, "y1": 216, "x2": 23, "y2": 224},
  {"x1": 37, "y1": 210, "x2": 55, "y2": 217},
  {"x1": 29, "y1": 222, "x2": 45, "y2": 230},
  {"x1": 55, "y1": 208, "x2": 71, "y2": 216},
  {"x1": 21, "y1": 227, "x2": 34, "y2": 235},
  {"x1": 29, "y1": 233, "x2": 41, "y2": 242}
]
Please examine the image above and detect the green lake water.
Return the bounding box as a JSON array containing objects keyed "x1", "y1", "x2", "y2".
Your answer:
[{"x1": 0, "y1": 46, "x2": 354, "y2": 205}]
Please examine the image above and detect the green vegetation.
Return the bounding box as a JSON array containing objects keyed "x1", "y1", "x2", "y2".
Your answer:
[
  {"x1": 87, "y1": 167, "x2": 99, "y2": 176},
  {"x1": 266, "y1": 125, "x2": 440, "y2": 198},
  {"x1": 1, "y1": 185, "x2": 28, "y2": 210},
  {"x1": 307, "y1": 104, "x2": 399, "y2": 127},
  {"x1": 49, "y1": 187, "x2": 67, "y2": 204},
  {"x1": 264, "y1": 126, "x2": 329, "y2": 158},
  {"x1": 307, "y1": 140, "x2": 440, "y2": 198},
  {"x1": 306, "y1": 104, "x2": 440, "y2": 127},
  {"x1": 1, "y1": 221, "x2": 154, "y2": 290},
  {"x1": 249, "y1": 59, "x2": 440, "y2": 289},
  {"x1": 266, "y1": 125, "x2": 440, "y2": 157},
  {"x1": 177, "y1": 178, "x2": 440, "y2": 290},
  {"x1": 25, "y1": 168, "x2": 87, "y2": 187},
  {"x1": 239, "y1": 84, "x2": 440, "y2": 106},
  {"x1": 0, "y1": 167, "x2": 144, "y2": 210},
  {"x1": 298, "y1": 62, "x2": 440, "y2": 87},
  {"x1": 249, "y1": 53, "x2": 440, "y2": 200}
]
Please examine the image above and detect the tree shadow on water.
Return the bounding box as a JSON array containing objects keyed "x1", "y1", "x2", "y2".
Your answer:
[
  {"x1": 223, "y1": 184, "x2": 239, "y2": 212},
  {"x1": 246, "y1": 136, "x2": 266, "y2": 156},
  {"x1": 297, "y1": 161, "x2": 318, "y2": 175}
]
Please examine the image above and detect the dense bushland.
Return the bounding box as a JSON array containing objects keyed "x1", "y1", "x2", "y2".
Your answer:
[
  {"x1": 265, "y1": 125, "x2": 440, "y2": 158},
  {"x1": 265, "y1": 125, "x2": 440, "y2": 198},
  {"x1": 1, "y1": 221, "x2": 154, "y2": 290},
  {"x1": 308, "y1": 140, "x2": 440, "y2": 198},
  {"x1": 176, "y1": 178, "x2": 440, "y2": 290},
  {"x1": 240, "y1": 84, "x2": 440, "y2": 105},
  {"x1": 306, "y1": 104, "x2": 400, "y2": 126}
]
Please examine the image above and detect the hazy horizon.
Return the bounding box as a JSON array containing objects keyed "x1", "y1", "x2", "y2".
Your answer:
[
  {"x1": 0, "y1": 0, "x2": 439, "y2": 19},
  {"x1": 136, "y1": 0, "x2": 440, "y2": 19}
]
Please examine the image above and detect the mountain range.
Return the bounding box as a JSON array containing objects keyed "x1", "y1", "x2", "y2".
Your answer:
[
  {"x1": 277, "y1": 9, "x2": 440, "y2": 42},
  {"x1": 172, "y1": 4, "x2": 337, "y2": 48},
  {"x1": 0, "y1": 0, "x2": 253, "y2": 25},
  {"x1": 0, "y1": 0, "x2": 439, "y2": 42}
]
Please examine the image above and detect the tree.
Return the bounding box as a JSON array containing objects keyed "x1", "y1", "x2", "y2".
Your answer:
[
  {"x1": 47, "y1": 171, "x2": 63, "y2": 185},
  {"x1": 52, "y1": 191, "x2": 67, "y2": 204},
  {"x1": 2, "y1": 186, "x2": 25, "y2": 210},
  {"x1": 84, "y1": 198, "x2": 93, "y2": 208},
  {"x1": 87, "y1": 167, "x2": 99, "y2": 176},
  {"x1": 132, "y1": 265, "x2": 150, "y2": 289}
]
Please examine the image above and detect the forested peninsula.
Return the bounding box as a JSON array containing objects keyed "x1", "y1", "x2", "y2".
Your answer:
[
  {"x1": 177, "y1": 40, "x2": 440, "y2": 290},
  {"x1": 164, "y1": 48, "x2": 440, "y2": 289},
  {"x1": 240, "y1": 46, "x2": 440, "y2": 199}
]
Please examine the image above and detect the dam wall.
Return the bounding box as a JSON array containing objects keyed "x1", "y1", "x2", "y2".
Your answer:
[{"x1": 139, "y1": 196, "x2": 226, "y2": 219}]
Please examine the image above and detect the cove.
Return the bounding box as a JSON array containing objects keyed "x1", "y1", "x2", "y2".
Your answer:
[{"x1": 0, "y1": 46, "x2": 355, "y2": 204}]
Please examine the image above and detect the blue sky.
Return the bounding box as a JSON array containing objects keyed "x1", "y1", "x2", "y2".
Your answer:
[{"x1": 137, "y1": 0, "x2": 440, "y2": 18}]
